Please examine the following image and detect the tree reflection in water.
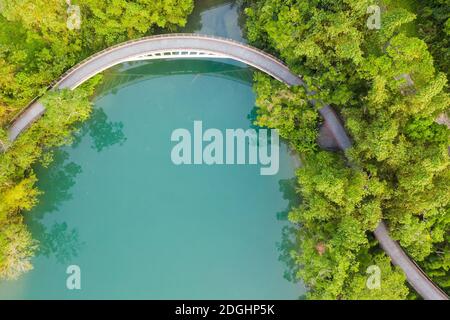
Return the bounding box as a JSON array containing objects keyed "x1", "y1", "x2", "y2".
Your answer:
[
  {"x1": 73, "y1": 108, "x2": 127, "y2": 152},
  {"x1": 27, "y1": 149, "x2": 84, "y2": 264},
  {"x1": 27, "y1": 105, "x2": 126, "y2": 264}
]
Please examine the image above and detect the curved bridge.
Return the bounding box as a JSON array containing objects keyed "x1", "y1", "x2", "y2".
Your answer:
[
  {"x1": 5, "y1": 33, "x2": 448, "y2": 300},
  {"x1": 322, "y1": 106, "x2": 449, "y2": 300},
  {"x1": 8, "y1": 33, "x2": 303, "y2": 141}
]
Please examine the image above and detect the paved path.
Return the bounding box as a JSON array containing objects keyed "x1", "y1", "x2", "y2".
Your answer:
[
  {"x1": 319, "y1": 106, "x2": 449, "y2": 300},
  {"x1": 8, "y1": 34, "x2": 303, "y2": 141},
  {"x1": 5, "y1": 33, "x2": 448, "y2": 300}
]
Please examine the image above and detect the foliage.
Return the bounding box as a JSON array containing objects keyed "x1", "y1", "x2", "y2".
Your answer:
[
  {"x1": 341, "y1": 253, "x2": 409, "y2": 300},
  {"x1": 0, "y1": 0, "x2": 193, "y2": 280},
  {"x1": 252, "y1": 73, "x2": 319, "y2": 154},
  {"x1": 245, "y1": 0, "x2": 450, "y2": 298},
  {"x1": 0, "y1": 0, "x2": 194, "y2": 114},
  {"x1": 79, "y1": 0, "x2": 194, "y2": 50}
]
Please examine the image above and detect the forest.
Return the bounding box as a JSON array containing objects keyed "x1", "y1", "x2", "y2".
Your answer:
[
  {"x1": 0, "y1": 0, "x2": 448, "y2": 300},
  {"x1": 245, "y1": 0, "x2": 449, "y2": 299}
]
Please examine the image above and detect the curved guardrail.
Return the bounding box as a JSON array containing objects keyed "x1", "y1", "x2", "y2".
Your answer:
[
  {"x1": 3, "y1": 33, "x2": 448, "y2": 300},
  {"x1": 320, "y1": 106, "x2": 449, "y2": 300}
]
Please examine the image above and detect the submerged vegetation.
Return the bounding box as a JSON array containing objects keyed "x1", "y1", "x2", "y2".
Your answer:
[
  {"x1": 0, "y1": 0, "x2": 193, "y2": 280},
  {"x1": 245, "y1": 0, "x2": 449, "y2": 299}
]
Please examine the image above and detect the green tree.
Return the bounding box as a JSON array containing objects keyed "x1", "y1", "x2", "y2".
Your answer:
[
  {"x1": 245, "y1": 0, "x2": 450, "y2": 298},
  {"x1": 0, "y1": 0, "x2": 194, "y2": 280}
]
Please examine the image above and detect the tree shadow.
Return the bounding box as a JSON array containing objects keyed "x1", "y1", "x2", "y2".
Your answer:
[
  {"x1": 73, "y1": 107, "x2": 127, "y2": 152},
  {"x1": 276, "y1": 177, "x2": 302, "y2": 283},
  {"x1": 247, "y1": 106, "x2": 260, "y2": 131},
  {"x1": 25, "y1": 149, "x2": 85, "y2": 264},
  {"x1": 276, "y1": 178, "x2": 300, "y2": 221},
  {"x1": 27, "y1": 100, "x2": 128, "y2": 264},
  {"x1": 26, "y1": 84, "x2": 127, "y2": 264},
  {"x1": 32, "y1": 150, "x2": 82, "y2": 217},
  {"x1": 31, "y1": 221, "x2": 85, "y2": 265},
  {"x1": 97, "y1": 59, "x2": 254, "y2": 99}
]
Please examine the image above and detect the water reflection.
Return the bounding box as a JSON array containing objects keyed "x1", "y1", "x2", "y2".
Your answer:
[
  {"x1": 32, "y1": 150, "x2": 82, "y2": 216},
  {"x1": 27, "y1": 149, "x2": 84, "y2": 264},
  {"x1": 27, "y1": 103, "x2": 127, "y2": 264},
  {"x1": 2, "y1": 0, "x2": 304, "y2": 299},
  {"x1": 247, "y1": 107, "x2": 259, "y2": 131},
  {"x1": 276, "y1": 178, "x2": 301, "y2": 284},
  {"x1": 96, "y1": 59, "x2": 253, "y2": 99},
  {"x1": 33, "y1": 222, "x2": 84, "y2": 265}
]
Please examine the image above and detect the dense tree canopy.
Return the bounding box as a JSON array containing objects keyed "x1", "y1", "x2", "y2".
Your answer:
[
  {"x1": 416, "y1": 0, "x2": 450, "y2": 78},
  {"x1": 245, "y1": 0, "x2": 449, "y2": 299}
]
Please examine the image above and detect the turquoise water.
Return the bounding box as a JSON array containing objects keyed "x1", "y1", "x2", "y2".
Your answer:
[
  {"x1": 0, "y1": 59, "x2": 304, "y2": 299},
  {"x1": 0, "y1": 0, "x2": 305, "y2": 300}
]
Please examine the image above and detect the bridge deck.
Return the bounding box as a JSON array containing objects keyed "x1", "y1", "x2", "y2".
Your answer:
[{"x1": 4, "y1": 33, "x2": 447, "y2": 300}]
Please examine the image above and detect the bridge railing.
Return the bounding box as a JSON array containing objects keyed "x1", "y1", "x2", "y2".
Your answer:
[
  {"x1": 8, "y1": 33, "x2": 290, "y2": 127},
  {"x1": 3, "y1": 33, "x2": 449, "y2": 301}
]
